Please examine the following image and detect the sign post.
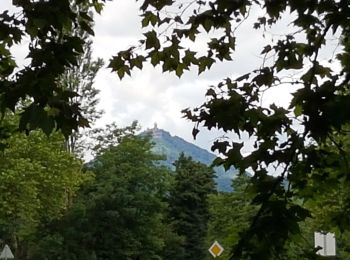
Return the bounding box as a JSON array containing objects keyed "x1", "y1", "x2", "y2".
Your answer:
[
  {"x1": 314, "y1": 232, "x2": 336, "y2": 256},
  {"x1": 209, "y1": 240, "x2": 224, "y2": 258},
  {"x1": 0, "y1": 244, "x2": 14, "y2": 260}
]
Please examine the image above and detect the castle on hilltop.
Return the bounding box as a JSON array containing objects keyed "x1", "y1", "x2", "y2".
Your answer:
[{"x1": 146, "y1": 123, "x2": 162, "y2": 138}]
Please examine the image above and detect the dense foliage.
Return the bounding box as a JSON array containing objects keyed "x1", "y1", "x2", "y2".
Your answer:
[
  {"x1": 0, "y1": 114, "x2": 87, "y2": 259},
  {"x1": 207, "y1": 174, "x2": 257, "y2": 259},
  {"x1": 110, "y1": 0, "x2": 350, "y2": 258},
  {"x1": 0, "y1": 0, "x2": 104, "y2": 138},
  {"x1": 166, "y1": 153, "x2": 215, "y2": 259},
  {"x1": 62, "y1": 38, "x2": 104, "y2": 155},
  {"x1": 31, "y1": 134, "x2": 172, "y2": 259},
  {"x1": 2, "y1": 0, "x2": 350, "y2": 258}
]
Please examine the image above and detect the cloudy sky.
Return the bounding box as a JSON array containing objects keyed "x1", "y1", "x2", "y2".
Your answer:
[
  {"x1": 90, "y1": 0, "x2": 298, "y2": 153},
  {"x1": 3, "y1": 0, "x2": 337, "y2": 155}
]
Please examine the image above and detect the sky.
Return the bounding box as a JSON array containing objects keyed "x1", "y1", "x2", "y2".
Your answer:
[
  {"x1": 89, "y1": 0, "x2": 296, "y2": 154},
  {"x1": 2, "y1": 0, "x2": 338, "y2": 156}
]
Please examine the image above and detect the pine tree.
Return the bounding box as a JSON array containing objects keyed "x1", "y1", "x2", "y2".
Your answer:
[{"x1": 167, "y1": 153, "x2": 216, "y2": 260}]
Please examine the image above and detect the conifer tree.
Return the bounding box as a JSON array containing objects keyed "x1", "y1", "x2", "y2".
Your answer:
[{"x1": 167, "y1": 153, "x2": 216, "y2": 259}]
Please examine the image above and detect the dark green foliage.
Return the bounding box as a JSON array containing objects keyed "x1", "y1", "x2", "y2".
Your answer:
[
  {"x1": 2, "y1": 0, "x2": 350, "y2": 258},
  {"x1": 167, "y1": 154, "x2": 216, "y2": 260},
  {"x1": 110, "y1": 0, "x2": 350, "y2": 258},
  {"x1": 207, "y1": 174, "x2": 258, "y2": 259},
  {"x1": 32, "y1": 133, "x2": 172, "y2": 259},
  {"x1": 1, "y1": 0, "x2": 105, "y2": 138}
]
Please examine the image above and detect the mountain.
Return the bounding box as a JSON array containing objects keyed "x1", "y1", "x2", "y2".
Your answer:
[{"x1": 143, "y1": 125, "x2": 236, "y2": 192}]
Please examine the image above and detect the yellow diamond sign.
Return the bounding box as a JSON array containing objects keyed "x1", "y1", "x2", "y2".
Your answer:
[{"x1": 209, "y1": 240, "x2": 224, "y2": 258}]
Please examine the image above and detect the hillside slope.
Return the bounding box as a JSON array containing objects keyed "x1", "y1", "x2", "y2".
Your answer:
[{"x1": 144, "y1": 126, "x2": 236, "y2": 192}]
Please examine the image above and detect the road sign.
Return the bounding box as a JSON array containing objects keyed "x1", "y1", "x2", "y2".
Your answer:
[
  {"x1": 314, "y1": 232, "x2": 336, "y2": 256},
  {"x1": 0, "y1": 244, "x2": 14, "y2": 259},
  {"x1": 209, "y1": 240, "x2": 224, "y2": 258}
]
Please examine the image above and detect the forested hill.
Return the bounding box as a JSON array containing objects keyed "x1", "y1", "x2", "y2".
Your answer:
[{"x1": 143, "y1": 126, "x2": 236, "y2": 192}]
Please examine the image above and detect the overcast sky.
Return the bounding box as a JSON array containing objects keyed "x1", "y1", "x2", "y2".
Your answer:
[
  {"x1": 3, "y1": 0, "x2": 332, "y2": 155},
  {"x1": 90, "y1": 0, "x2": 299, "y2": 154}
]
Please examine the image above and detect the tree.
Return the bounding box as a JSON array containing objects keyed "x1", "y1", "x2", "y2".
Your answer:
[
  {"x1": 296, "y1": 128, "x2": 350, "y2": 258},
  {"x1": 58, "y1": 2, "x2": 104, "y2": 155},
  {"x1": 166, "y1": 153, "x2": 215, "y2": 260},
  {"x1": 0, "y1": 0, "x2": 103, "y2": 138},
  {"x1": 33, "y1": 131, "x2": 172, "y2": 259},
  {"x1": 2, "y1": 1, "x2": 350, "y2": 257},
  {"x1": 109, "y1": 1, "x2": 350, "y2": 258},
  {"x1": 0, "y1": 113, "x2": 87, "y2": 259},
  {"x1": 207, "y1": 174, "x2": 257, "y2": 259},
  {"x1": 61, "y1": 38, "x2": 104, "y2": 155}
]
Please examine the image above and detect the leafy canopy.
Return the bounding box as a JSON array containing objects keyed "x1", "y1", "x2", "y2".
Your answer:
[
  {"x1": 0, "y1": 112, "x2": 87, "y2": 258},
  {"x1": 2, "y1": 0, "x2": 350, "y2": 258},
  {"x1": 32, "y1": 129, "x2": 172, "y2": 260},
  {"x1": 0, "y1": 0, "x2": 105, "y2": 137},
  {"x1": 109, "y1": 0, "x2": 350, "y2": 258},
  {"x1": 167, "y1": 153, "x2": 215, "y2": 259}
]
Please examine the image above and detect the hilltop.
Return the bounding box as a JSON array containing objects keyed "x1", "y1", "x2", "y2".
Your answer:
[{"x1": 143, "y1": 125, "x2": 236, "y2": 192}]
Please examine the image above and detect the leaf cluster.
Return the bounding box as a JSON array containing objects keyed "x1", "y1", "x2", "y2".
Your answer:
[
  {"x1": 112, "y1": 0, "x2": 350, "y2": 258},
  {"x1": 1, "y1": 0, "x2": 106, "y2": 137}
]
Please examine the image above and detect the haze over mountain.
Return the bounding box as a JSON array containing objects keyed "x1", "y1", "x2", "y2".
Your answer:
[{"x1": 144, "y1": 124, "x2": 237, "y2": 192}]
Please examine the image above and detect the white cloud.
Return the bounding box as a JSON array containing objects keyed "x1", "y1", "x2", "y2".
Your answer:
[
  {"x1": 94, "y1": 0, "x2": 142, "y2": 37},
  {"x1": 4, "y1": 0, "x2": 335, "y2": 157},
  {"x1": 90, "y1": 1, "x2": 284, "y2": 152}
]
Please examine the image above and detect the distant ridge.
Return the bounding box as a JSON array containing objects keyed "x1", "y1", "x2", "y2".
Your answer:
[{"x1": 143, "y1": 125, "x2": 236, "y2": 192}]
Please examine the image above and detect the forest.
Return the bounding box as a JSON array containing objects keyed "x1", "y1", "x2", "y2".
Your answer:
[{"x1": 1, "y1": 0, "x2": 350, "y2": 259}]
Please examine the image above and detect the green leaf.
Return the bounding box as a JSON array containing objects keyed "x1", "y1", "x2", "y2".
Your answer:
[
  {"x1": 94, "y1": 2, "x2": 104, "y2": 14},
  {"x1": 117, "y1": 67, "x2": 126, "y2": 79},
  {"x1": 78, "y1": 117, "x2": 90, "y2": 128},
  {"x1": 261, "y1": 45, "x2": 272, "y2": 54},
  {"x1": 79, "y1": 21, "x2": 94, "y2": 36},
  {"x1": 294, "y1": 104, "x2": 303, "y2": 117},
  {"x1": 203, "y1": 18, "x2": 214, "y2": 32},
  {"x1": 145, "y1": 30, "x2": 160, "y2": 50},
  {"x1": 150, "y1": 52, "x2": 160, "y2": 66},
  {"x1": 175, "y1": 64, "x2": 184, "y2": 77},
  {"x1": 19, "y1": 104, "x2": 55, "y2": 134}
]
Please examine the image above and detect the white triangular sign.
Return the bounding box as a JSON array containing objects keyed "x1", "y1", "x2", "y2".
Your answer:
[{"x1": 0, "y1": 244, "x2": 14, "y2": 259}]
